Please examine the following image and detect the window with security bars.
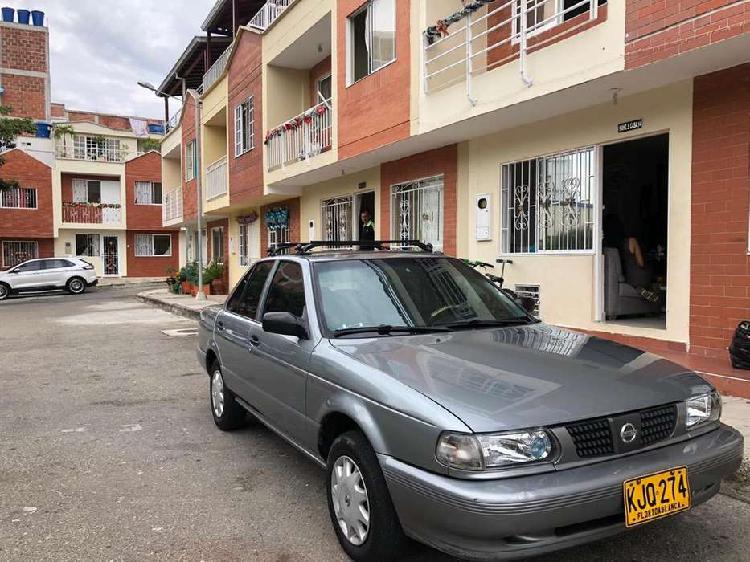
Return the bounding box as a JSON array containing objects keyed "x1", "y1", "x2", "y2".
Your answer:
[
  {"x1": 501, "y1": 147, "x2": 595, "y2": 254},
  {"x1": 322, "y1": 196, "x2": 353, "y2": 243},
  {"x1": 234, "y1": 97, "x2": 254, "y2": 157},
  {"x1": 135, "y1": 182, "x2": 162, "y2": 205},
  {"x1": 135, "y1": 234, "x2": 172, "y2": 257},
  {"x1": 268, "y1": 227, "x2": 290, "y2": 250},
  {"x1": 2, "y1": 241, "x2": 38, "y2": 268},
  {"x1": 0, "y1": 187, "x2": 37, "y2": 209},
  {"x1": 391, "y1": 176, "x2": 444, "y2": 251}
]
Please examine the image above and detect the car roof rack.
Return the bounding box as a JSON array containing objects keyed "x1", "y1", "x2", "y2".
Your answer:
[{"x1": 267, "y1": 240, "x2": 434, "y2": 257}]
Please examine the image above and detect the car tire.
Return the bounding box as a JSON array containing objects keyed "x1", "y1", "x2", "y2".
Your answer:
[
  {"x1": 326, "y1": 430, "x2": 407, "y2": 561},
  {"x1": 0, "y1": 283, "x2": 9, "y2": 301},
  {"x1": 209, "y1": 364, "x2": 247, "y2": 431},
  {"x1": 66, "y1": 276, "x2": 87, "y2": 295}
]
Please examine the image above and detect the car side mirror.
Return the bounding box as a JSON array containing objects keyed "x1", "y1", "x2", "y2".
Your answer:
[{"x1": 262, "y1": 312, "x2": 308, "y2": 340}]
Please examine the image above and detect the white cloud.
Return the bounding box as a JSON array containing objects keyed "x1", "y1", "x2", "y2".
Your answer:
[{"x1": 3, "y1": 0, "x2": 216, "y2": 118}]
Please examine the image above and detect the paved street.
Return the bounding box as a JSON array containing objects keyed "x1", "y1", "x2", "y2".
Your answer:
[{"x1": 1, "y1": 287, "x2": 750, "y2": 562}]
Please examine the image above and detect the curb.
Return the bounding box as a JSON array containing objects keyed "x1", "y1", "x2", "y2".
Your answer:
[{"x1": 137, "y1": 292, "x2": 202, "y2": 321}]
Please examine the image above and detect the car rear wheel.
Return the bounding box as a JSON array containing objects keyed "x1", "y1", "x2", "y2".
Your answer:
[
  {"x1": 326, "y1": 430, "x2": 407, "y2": 561},
  {"x1": 66, "y1": 277, "x2": 87, "y2": 295},
  {"x1": 0, "y1": 283, "x2": 9, "y2": 301},
  {"x1": 209, "y1": 365, "x2": 247, "y2": 431}
]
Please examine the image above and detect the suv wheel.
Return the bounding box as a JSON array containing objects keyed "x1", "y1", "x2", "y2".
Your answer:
[
  {"x1": 326, "y1": 431, "x2": 407, "y2": 561},
  {"x1": 209, "y1": 365, "x2": 247, "y2": 431},
  {"x1": 0, "y1": 283, "x2": 9, "y2": 301},
  {"x1": 66, "y1": 277, "x2": 87, "y2": 295}
]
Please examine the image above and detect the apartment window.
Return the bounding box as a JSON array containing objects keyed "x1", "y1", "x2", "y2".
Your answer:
[
  {"x1": 72, "y1": 179, "x2": 102, "y2": 204},
  {"x1": 135, "y1": 234, "x2": 172, "y2": 257},
  {"x1": 2, "y1": 241, "x2": 38, "y2": 268},
  {"x1": 391, "y1": 176, "x2": 444, "y2": 252},
  {"x1": 0, "y1": 187, "x2": 37, "y2": 209},
  {"x1": 211, "y1": 227, "x2": 225, "y2": 263},
  {"x1": 501, "y1": 147, "x2": 595, "y2": 254},
  {"x1": 186, "y1": 141, "x2": 196, "y2": 181},
  {"x1": 268, "y1": 227, "x2": 290, "y2": 250},
  {"x1": 76, "y1": 234, "x2": 101, "y2": 257},
  {"x1": 348, "y1": 0, "x2": 396, "y2": 84},
  {"x1": 322, "y1": 196, "x2": 353, "y2": 242},
  {"x1": 73, "y1": 135, "x2": 122, "y2": 162},
  {"x1": 234, "y1": 97, "x2": 255, "y2": 157},
  {"x1": 513, "y1": 0, "x2": 607, "y2": 37},
  {"x1": 315, "y1": 74, "x2": 332, "y2": 102},
  {"x1": 135, "y1": 181, "x2": 163, "y2": 205}
]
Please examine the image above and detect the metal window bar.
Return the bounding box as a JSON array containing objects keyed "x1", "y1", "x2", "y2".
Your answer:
[
  {"x1": 391, "y1": 176, "x2": 444, "y2": 252},
  {"x1": 1, "y1": 240, "x2": 38, "y2": 268},
  {"x1": 0, "y1": 187, "x2": 36, "y2": 209},
  {"x1": 321, "y1": 196, "x2": 353, "y2": 245}
]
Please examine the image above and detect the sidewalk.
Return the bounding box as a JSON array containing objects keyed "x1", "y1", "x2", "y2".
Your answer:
[{"x1": 137, "y1": 288, "x2": 226, "y2": 320}]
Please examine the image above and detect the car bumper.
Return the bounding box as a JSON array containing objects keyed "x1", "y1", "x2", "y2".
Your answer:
[
  {"x1": 87, "y1": 279, "x2": 99, "y2": 287},
  {"x1": 380, "y1": 424, "x2": 743, "y2": 561}
]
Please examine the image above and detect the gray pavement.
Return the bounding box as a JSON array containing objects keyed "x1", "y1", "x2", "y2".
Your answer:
[{"x1": 1, "y1": 286, "x2": 750, "y2": 561}]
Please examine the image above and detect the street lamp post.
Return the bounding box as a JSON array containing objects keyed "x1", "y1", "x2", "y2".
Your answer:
[{"x1": 138, "y1": 81, "x2": 206, "y2": 301}]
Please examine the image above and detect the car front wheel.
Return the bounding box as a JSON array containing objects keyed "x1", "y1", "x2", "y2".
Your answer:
[
  {"x1": 326, "y1": 430, "x2": 406, "y2": 561},
  {"x1": 0, "y1": 283, "x2": 9, "y2": 301},
  {"x1": 66, "y1": 277, "x2": 87, "y2": 295}
]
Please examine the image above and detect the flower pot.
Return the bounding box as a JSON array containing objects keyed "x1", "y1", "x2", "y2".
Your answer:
[
  {"x1": 181, "y1": 281, "x2": 191, "y2": 295},
  {"x1": 17, "y1": 9, "x2": 30, "y2": 24},
  {"x1": 202, "y1": 284, "x2": 212, "y2": 296},
  {"x1": 2, "y1": 7, "x2": 15, "y2": 23},
  {"x1": 211, "y1": 279, "x2": 227, "y2": 295},
  {"x1": 31, "y1": 10, "x2": 44, "y2": 26}
]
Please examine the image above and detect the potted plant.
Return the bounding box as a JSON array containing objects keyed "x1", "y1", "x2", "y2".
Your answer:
[
  {"x1": 203, "y1": 261, "x2": 225, "y2": 295},
  {"x1": 180, "y1": 262, "x2": 198, "y2": 296}
]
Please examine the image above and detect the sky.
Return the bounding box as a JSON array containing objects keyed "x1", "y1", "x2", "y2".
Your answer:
[{"x1": 4, "y1": 0, "x2": 216, "y2": 119}]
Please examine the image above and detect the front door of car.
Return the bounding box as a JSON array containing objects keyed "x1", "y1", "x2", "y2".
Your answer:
[
  {"x1": 11, "y1": 260, "x2": 44, "y2": 288},
  {"x1": 251, "y1": 260, "x2": 313, "y2": 438},
  {"x1": 214, "y1": 261, "x2": 274, "y2": 403}
]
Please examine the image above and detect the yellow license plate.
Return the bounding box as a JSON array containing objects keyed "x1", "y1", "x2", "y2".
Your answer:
[{"x1": 623, "y1": 466, "x2": 691, "y2": 527}]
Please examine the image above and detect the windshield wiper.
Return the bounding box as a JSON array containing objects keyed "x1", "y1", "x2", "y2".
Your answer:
[
  {"x1": 443, "y1": 318, "x2": 532, "y2": 330},
  {"x1": 333, "y1": 325, "x2": 452, "y2": 338}
]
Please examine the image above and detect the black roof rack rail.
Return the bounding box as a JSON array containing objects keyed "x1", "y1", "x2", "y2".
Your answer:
[{"x1": 267, "y1": 240, "x2": 434, "y2": 257}]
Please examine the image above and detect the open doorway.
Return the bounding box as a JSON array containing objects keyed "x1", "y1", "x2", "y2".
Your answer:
[
  {"x1": 602, "y1": 134, "x2": 669, "y2": 327},
  {"x1": 355, "y1": 191, "x2": 376, "y2": 241}
]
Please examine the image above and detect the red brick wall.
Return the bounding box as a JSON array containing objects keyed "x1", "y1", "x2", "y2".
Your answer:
[
  {"x1": 337, "y1": 0, "x2": 411, "y2": 159},
  {"x1": 182, "y1": 96, "x2": 198, "y2": 222},
  {"x1": 0, "y1": 25, "x2": 48, "y2": 72},
  {"x1": 1, "y1": 73, "x2": 47, "y2": 120},
  {"x1": 125, "y1": 231, "x2": 179, "y2": 278},
  {"x1": 51, "y1": 103, "x2": 66, "y2": 119},
  {"x1": 99, "y1": 115, "x2": 131, "y2": 130},
  {"x1": 260, "y1": 198, "x2": 301, "y2": 257},
  {"x1": 0, "y1": 149, "x2": 53, "y2": 238},
  {"x1": 690, "y1": 63, "x2": 750, "y2": 357},
  {"x1": 60, "y1": 173, "x2": 120, "y2": 203},
  {"x1": 228, "y1": 31, "x2": 264, "y2": 206},
  {"x1": 0, "y1": 238, "x2": 54, "y2": 269},
  {"x1": 68, "y1": 111, "x2": 97, "y2": 124},
  {"x1": 380, "y1": 145, "x2": 458, "y2": 256},
  {"x1": 125, "y1": 152, "x2": 169, "y2": 231},
  {"x1": 626, "y1": 0, "x2": 750, "y2": 69}
]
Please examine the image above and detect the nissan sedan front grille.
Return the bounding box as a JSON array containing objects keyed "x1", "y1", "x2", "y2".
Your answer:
[
  {"x1": 639, "y1": 404, "x2": 678, "y2": 445},
  {"x1": 566, "y1": 418, "x2": 614, "y2": 458}
]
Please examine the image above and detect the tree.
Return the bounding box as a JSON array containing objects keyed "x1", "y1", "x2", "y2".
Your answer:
[{"x1": 0, "y1": 105, "x2": 37, "y2": 190}]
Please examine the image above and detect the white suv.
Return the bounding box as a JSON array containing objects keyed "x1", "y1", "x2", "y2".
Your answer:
[{"x1": 0, "y1": 258, "x2": 98, "y2": 300}]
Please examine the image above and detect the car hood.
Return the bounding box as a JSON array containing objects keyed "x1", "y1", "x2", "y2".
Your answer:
[{"x1": 331, "y1": 324, "x2": 708, "y2": 433}]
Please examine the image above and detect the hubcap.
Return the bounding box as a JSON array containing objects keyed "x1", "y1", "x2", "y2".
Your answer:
[
  {"x1": 70, "y1": 279, "x2": 83, "y2": 292},
  {"x1": 211, "y1": 370, "x2": 224, "y2": 418},
  {"x1": 0, "y1": 286, "x2": 6, "y2": 298},
  {"x1": 331, "y1": 455, "x2": 370, "y2": 546}
]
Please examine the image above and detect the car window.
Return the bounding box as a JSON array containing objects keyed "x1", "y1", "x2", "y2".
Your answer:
[
  {"x1": 15, "y1": 261, "x2": 42, "y2": 272},
  {"x1": 264, "y1": 261, "x2": 306, "y2": 319},
  {"x1": 44, "y1": 259, "x2": 73, "y2": 269},
  {"x1": 232, "y1": 261, "x2": 274, "y2": 320}
]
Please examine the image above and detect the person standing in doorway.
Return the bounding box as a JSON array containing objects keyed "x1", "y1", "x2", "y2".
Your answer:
[{"x1": 359, "y1": 209, "x2": 375, "y2": 250}]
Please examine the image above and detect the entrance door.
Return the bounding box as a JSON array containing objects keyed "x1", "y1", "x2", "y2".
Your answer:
[
  {"x1": 391, "y1": 177, "x2": 444, "y2": 251},
  {"x1": 103, "y1": 236, "x2": 119, "y2": 276}
]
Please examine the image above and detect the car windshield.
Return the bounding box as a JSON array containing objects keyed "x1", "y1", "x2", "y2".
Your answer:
[{"x1": 314, "y1": 257, "x2": 530, "y2": 335}]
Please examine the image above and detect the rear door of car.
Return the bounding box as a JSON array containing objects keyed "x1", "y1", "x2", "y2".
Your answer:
[
  {"x1": 44, "y1": 259, "x2": 75, "y2": 287},
  {"x1": 214, "y1": 261, "x2": 274, "y2": 401},
  {"x1": 250, "y1": 260, "x2": 314, "y2": 438}
]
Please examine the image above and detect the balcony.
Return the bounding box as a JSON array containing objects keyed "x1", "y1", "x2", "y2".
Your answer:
[
  {"x1": 266, "y1": 99, "x2": 332, "y2": 172},
  {"x1": 56, "y1": 137, "x2": 128, "y2": 163},
  {"x1": 202, "y1": 45, "x2": 232, "y2": 93},
  {"x1": 163, "y1": 187, "x2": 183, "y2": 224},
  {"x1": 62, "y1": 202, "x2": 122, "y2": 225},
  {"x1": 248, "y1": 0, "x2": 293, "y2": 31},
  {"x1": 166, "y1": 107, "x2": 182, "y2": 133},
  {"x1": 205, "y1": 156, "x2": 228, "y2": 200},
  {"x1": 423, "y1": 0, "x2": 605, "y2": 93}
]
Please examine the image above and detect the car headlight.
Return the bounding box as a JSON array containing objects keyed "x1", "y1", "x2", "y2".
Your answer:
[
  {"x1": 686, "y1": 391, "x2": 722, "y2": 429},
  {"x1": 436, "y1": 429, "x2": 555, "y2": 471}
]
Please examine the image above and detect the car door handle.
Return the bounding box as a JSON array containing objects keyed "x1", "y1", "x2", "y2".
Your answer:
[
  {"x1": 216, "y1": 321, "x2": 225, "y2": 332},
  {"x1": 250, "y1": 335, "x2": 260, "y2": 345}
]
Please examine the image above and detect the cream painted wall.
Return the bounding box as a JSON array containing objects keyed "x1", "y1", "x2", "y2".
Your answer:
[
  {"x1": 265, "y1": 67, "x2": 312, "y2": 127},
  {"x1": 262, "y1": 0, "x2": 333, "y2": 64},
  {"x1": 462, "y1": 81, "x2": 694, "y2": 343},
  {"x1": 161, "y1": 125, "x2": 182, "y2": 158},
  {"x1": 202, "y1": 75, "x2": 228, "y2": 123},
  {"x1": 299, "y1": 167, "x2": 382, "y2": 243},
  {"x1": 54, "y1": 230, "x2": 128, "y2": 277},
  {"x1": 226, "y1": 207, "x2": 262, "y2": 288},
  {"x1": 416, "y1": 0, "x2": 626, "y2": 134}
]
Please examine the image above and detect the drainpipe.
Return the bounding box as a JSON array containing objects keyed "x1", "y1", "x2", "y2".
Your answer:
[{"x1": 186, "y1": 88, "x2": 206, "y2": 301}]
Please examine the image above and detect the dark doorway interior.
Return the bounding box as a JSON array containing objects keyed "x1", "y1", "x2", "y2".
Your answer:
[
  {"x1": 356, "y1": 191, "x2": 376, "y2": 241},
  {"x1": 602, "y1": 134, "x2": 669, "y2": 323}
]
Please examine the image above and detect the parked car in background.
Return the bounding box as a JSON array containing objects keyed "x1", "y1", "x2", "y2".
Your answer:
[
  {"x1": 0, "y1": 257, "x2": 98, "y2": 300},
  {"x1": 198, "y1": 242, "x2": 744, "y2": 561}
]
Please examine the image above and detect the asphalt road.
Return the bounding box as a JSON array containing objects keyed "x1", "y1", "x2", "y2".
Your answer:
[{"x1": 1, "y1": 286, "x2": 749, "y2": 562}]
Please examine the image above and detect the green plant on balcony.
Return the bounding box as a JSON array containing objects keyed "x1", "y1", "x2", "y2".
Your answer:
[
  {"x1": 139, "y1": 138, "x2": 161, "y2": 152},
  {"x1": 0, "y1": 105, "x2": 36, "y2": 190}
]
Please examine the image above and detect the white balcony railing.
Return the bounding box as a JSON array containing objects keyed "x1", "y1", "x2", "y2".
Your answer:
[
  {"x1": 163, "y1": 187, "x2": 183, "y2": 224},
  {"x1": 166, "y1": 108, "x2": 182, "y2": 132},
  {"x1": 248, "y1": 0, "x2": 293, "y2": 31},
  {"x1": 56, "y1": 141, "x2": 128, "y2": 163},
  {"x1": 266, "y1": 99, "x2": 333, "y2": 172},
  {"x1": 62, "y1": 202, "x2": 122, "y2": 225},
  {"x1": 424, "y1": 0, "x2": 602, "y2": 94},
  {"x1": 202, "y1": 45, "x2": 232, "y2": 92},
  {"x1": 206, "y1": 156, "x2": 228, "y2": 200}
]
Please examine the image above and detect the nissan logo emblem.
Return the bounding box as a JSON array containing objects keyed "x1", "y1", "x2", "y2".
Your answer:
[{"x1": 620, "y1": 423, "x2": 638, "y2": 444}]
